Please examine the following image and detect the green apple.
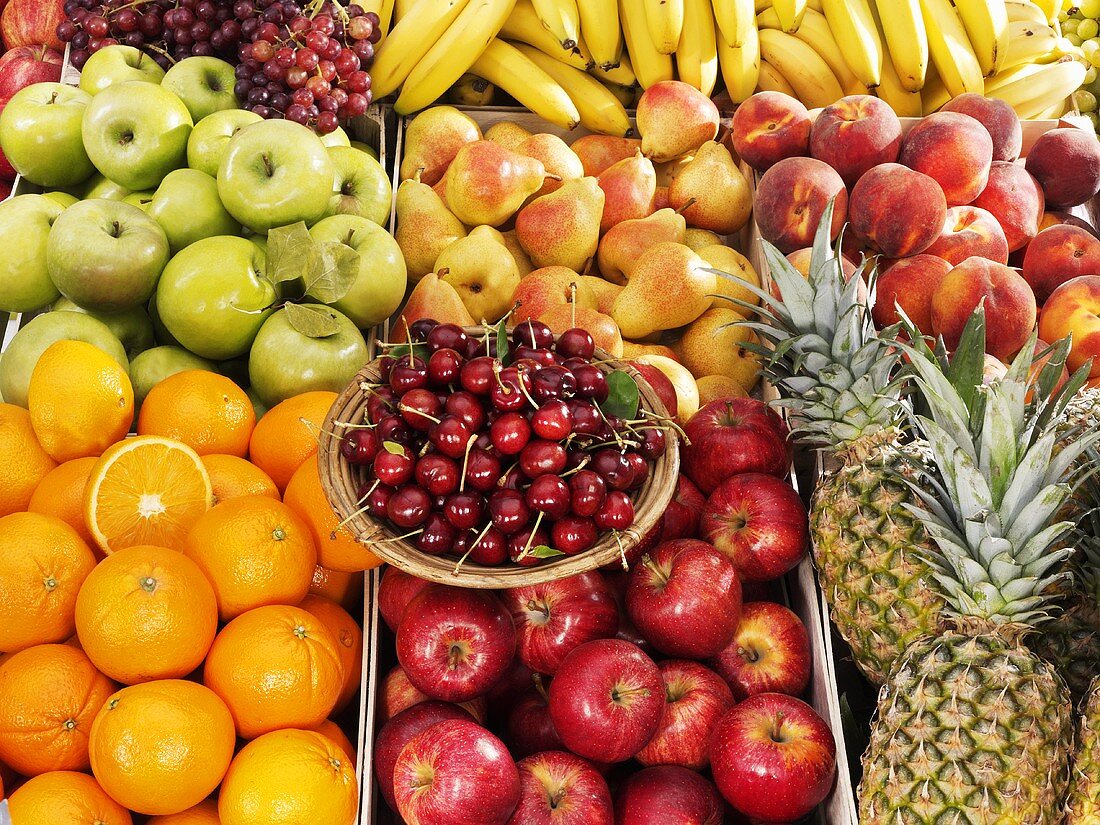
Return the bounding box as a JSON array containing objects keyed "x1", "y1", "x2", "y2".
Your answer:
[
  {"x1": 326, "y1": 145, "x2": 392, "y2": 226},
  {"x1": 47, "y1": 199, "x2": 170, "y2": 312},
  {"x1": 320, "y1": 126, "x2": 351, "y2": 148},
  {"x1": 42, "y1": 191, "x2": 79, "y2": 208},
  {"x1": 82, "y1": 173, "x2": 132, "y2": 201},
  {"x1": 155, "y1": 235, "x2": 277, "y2": 360},
  {"x1": 148, "y1": 168, "x2": 240, "y2": 252},
  {"x1": 246, "y1": 233, "x2": 268, "y2": 257},
  {"x1": 78, "y1": 45, "x2": 165, "y2": 95},
  {"x1": 161, "y1": 56, "x2": 239, "y2": 122},
  {"x1": 0, "y1": 195, "x2": 63, "y2": 312},
  {"x1": 248, "y1": 303, "x2": 368, "y2": 407},
  {"x1": 147, "y1": 290, "x2": 179, "y2": 347},
  {"x1": 217, "y1": 119, "x2": 333, "y2": 233},
  {"x1": 308, "y1": 214, "x2": 406, "y2": 328},
  {"x1": 0, "y1": 310, "x2": 127, "y2": 407},
  {"x1": 53, "y1": 297, "x2": 156, "y2": 358},
  {"x1": 349, "y1": 139, "x2": 378, "y2": 160},
  {"x1": 0, "y1": 83, "x2": 95, "y2": 187},
  {"x1": 129, "y1": 345, "x2": 214, "y2": 408},
  {"x1": 122, "y1": 190, "x2": 155, "y2": 210},
  {"x1": 186, "y1": 109, "x2": 262, "y2": 178},
  {"x1": 82, "y1": 81, "x2": 193, "y2": 191}
]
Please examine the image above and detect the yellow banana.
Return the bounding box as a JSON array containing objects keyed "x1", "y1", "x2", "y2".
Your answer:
[
  {"x1": 591, "y1": 52, "x2": 637, "y2": 86},
  {"x1": 1032, "y1": 0, "x2": 1059, "y2": 24},
  {"x1": 394, "y1": 0, "x2": 519, "y2": 114},
  {"x1": 713, "y1": 0, "x2": 755, "y2": 47},
  {"x1": 873, "y1": 0, "x2": 927, "y2": 90},
  {"x1": 1003, "y1": 20, "x2": 1060, "y2": 70},
  {"x1": 645, "y1": 0, "x2": 685, "y2": 53},
  {"x1": 920, "y1": 61, "x2": 950, "y2": 112},
  {"x1": 758, "y1": 7, "x2": 862, "y2": 94},
  {"x1": 676, "y1": 0, "x2": 719, "y2": 94},
  {"x1": 449, "y1": 72, "x2": 496, "y2": 104},
  {"x1": 371, "y1": 0, "x2": 472, "y2": 98},
  {"x1": 501, "y1": 0, "x2": 593, "y2": 70},
  {"x1": 874, "y1": 47, "x2": 923, "y2": 115},
  {"x1": 954, "y1": 0, "x2": 1009, "y2": 75},
  {"x1": 578, "y1": 0, "x2": 622, "y2": 69},
  {"x1": 394, "y1": 0, "x2": 417, "y2": 20},
  {"x1": 985, "y1": 55, "x2": 1085, "y2": 118},
  {"x1": 603, "y1": 81, "x2": 636, "y2": 106},
  {"x1": 820, "y1": 0, "x2": 882, "y2": 87},
  {"x1": 515, "y1": 43, "x2": 633, "y2": 135},
  {"x1": 918, "y1": 0, "x2": 984, "y2": 96},
  {"x1": 468, "y1": 39, "x2": 581, "y2": 127},
  {"x1": 717, "y1": 19, "x2": 760, "y2": 102},
  {"x1": 757, "y1": 58, "x2": 796, "y2": 94},
  {"x1": 1004, "y1": 0, "x2": 1047, "y2": 26},
  {"x1": 757, "y1": 27, "x2": 844, "y2": 107},
  {"x1": 531, "y1": 0, "x2": 581, "y2": 47},
  {"x1": 772, "y1": 0, "x2": 807, "y2": 31},
  {"x1": 755, "y1": 0, "x2": 821, "y2": 11},
  {"x1": 620, "y1": 0, "x2": 676, "y2": 87}
]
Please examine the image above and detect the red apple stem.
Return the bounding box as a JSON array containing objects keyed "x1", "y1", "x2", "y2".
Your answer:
[
  {"x1": 458, "y1": 433, "x2": 479, "y2": 493},
  {"x1": 532, "y1": 673, "x2": 550, "y2": 703},
  {"x1": 641, "y1": 554, "x2": 668, "y2": 587},
  {"x1": 770, "y1": 714, "x2": 787, "y2": 743}
]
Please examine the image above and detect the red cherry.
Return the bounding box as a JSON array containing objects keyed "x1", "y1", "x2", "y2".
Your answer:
[
  {"x1": 569, "y1": 470, "x2": 607, "y2": 517},
  {"x1": 444, "y1": 391, "x2": 486, "y2": 432},
  {"x1": 491, "y1": 412, "x2": 531, "y2": 456},
  {"x1": 374, "y1": 446, "x2": 414, "y2": 487},
  {"x1": 367, "y1": 385, "x2": 397, "y2": 423},
  {"x1": 443, "y1": 491, "x2": 484, "y2": 530},
  {"x1": 415, "y1": 454, "x2": 459, "y2": 497},
  {"x1": 468, "y1": 526, "x2": 508, "y2": 565},
  {"x1": 488, "y1": 489, "x2": 530, "y2": 534},
  {"x1": 427, "y1": 348, "x2": 464, "y2": 385},
  {"x1": 526, "y1": 474, "x2": 571, "y2": 519},
  {"x1": 519, "y1": 440, "x2": 568, "y2": 478},
  {"x1": 531, "y1": 399, "x2": 573, "y2": 440},
  {"x1": 376, "y1": 415, "x2": 412, "y2": 445},
  {"x1": 591, "y1": 449, "x2": 634, "y2": 491},
  {"x1": 567, "y1": 400, "x2": 602, "y2": 435},
  {"x1": 624, "y1": 451, "x2": 649, "y2": 489},
  {"x1": 595, "y1": 491, "x2": 634, "y2": 530},
  {"x1": 573, "y1": 365, "x2": 609, "y2": 402},
  {"x1": 386, "y1": 485, "x2": 432, "y2": 528},
  {"x1": 389, "y1": 357, "x2": 428, "y2": 393},
  {"x1": 638, "y1": 426, "x2": 667, "y2": 460},
  {"x1": 552, "y1": 517, "x2": 598, "y2": 554},
  {"x1": 428, "y1": 415, "x2": 473, "y2": 459},
  {"x1": 365, "y1": 484, "x2": 391, "y2": 518},
  {"x1": 532, "y1": 365, "x2": 576, "y2": 402},
  {"x1": 408, "y1": 318, "x2": 438, "y2": 342},
  {"x1": 399, "y1": 388, "x2": 442, "y2": 431},
  {"x1": 460, "y1": 356, "x2": 496, "y2": 395},
  {"x1": 556, "y1": 328, "x2": 596, "y2": 359},
  {"x1": 509, "y1": 527, "x2": 551, "y2": 565},
  {"x1": 512, "y1": 320, "x2": 555, "y2": 350},
  {"x1": 464, "y1": 448, "x2": 502, "y2": 493},
  {"x1": 427, "y1": 323, "x2": 469, "y2": 353},
  {"x1": 415, "y1": 512, "x2": 456, "y2": 555},
  {"x1": 340, "y1": 427, "x2": 379, "y2": 464}
]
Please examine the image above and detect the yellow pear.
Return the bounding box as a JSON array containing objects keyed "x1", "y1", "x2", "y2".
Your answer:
[
  {"x1": 596, "y1": 208, "x2": 686, "y2": 285},
  {"x1": 501, "y1": 229, "x2": 535, "y2": 277},
  {"x1": 597, "y1": 151, "x2": 656, "y2": 233},
  {"x1": 581, "y1": 274, "x2": 623, "y2": 314},
  {"x1": 517, "y1": 133, "x2": 584, "y2": 197},
  {"x1": 446, "y1": 140, "x2": 549, "y2": 227},
  {"x1": 698, "y1": 244, "x2": 761, "y2": 311},
  {"x1": 436, "y1": 225, "x2": 521, "y2": 323},
  {"x1": 668, "y1": 141, "x2": 753, "y2": 235},
  {"x1": 396, "y1": 273, "x2": 476, "y2": 339},
  {"x1": 484, "y1": 120, "x2": 534, "y2": 151},
  {"x1": 632, "y1": 353, "x2": 700, "y2": 422},
  {"x1": 684, "y1": 228, "x2": 722, "y2": 251},
  {"x1": 515, "y1": 177, "x2": 605, "y2": 272},
  {"x1": 611, "y1": 242, "x2": 715, "y2": 339},
  {"x1": 399, "y1": 106, "x2": 482, "y2": 186},
  {"x1": 676, "y1": 308, "x2": 761, "y2": 391},
  {"x1": 395, "y1": 174, "x2": 467, "y2": 283},
  {"x1": 696, "y1": 375, "x2": 749, "y2": 404}
]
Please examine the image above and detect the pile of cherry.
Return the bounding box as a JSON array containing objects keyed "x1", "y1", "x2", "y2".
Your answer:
[{"x1": 340, "y1": 319, "x2": 666, "y2": 568}]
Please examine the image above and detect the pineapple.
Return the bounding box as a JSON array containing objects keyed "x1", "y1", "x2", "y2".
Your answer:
[
  {"x1": 1070, "y1": 675, "x2": 1100, "y2": 822},
  {"x1": 858, "y1": 314, "x2": 1096, "y2": 822}
]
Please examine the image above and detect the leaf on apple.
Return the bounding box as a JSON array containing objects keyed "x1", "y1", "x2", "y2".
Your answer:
[
  {"x1": 600, "y1": 371, "x2": 640, "y2": 420},
  {"x1": 283, "y1": 302, "x2": 342, "y2": 338},
  {"x1": 496, "y1": 318, "x2": 510, "y2": 366},
  {"x1": 304, "y1": 241, "x2": 360, "y2": 303},
  {"x1": 267, "y1": 221, "x2": 314, "y2": 286},
  {"x1": 529, "y1": 545, "x2": 565, "y2": 559}
]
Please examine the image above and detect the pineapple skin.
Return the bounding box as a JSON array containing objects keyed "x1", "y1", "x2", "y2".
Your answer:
[
  {"x1": 859, "y1": 627, "x2": 1073, "y2": 824},
  {"x1": 1069, "y1": 676, "x2": 1100, "y2": 823},
  {"x1": 810, "y1": 449, "x2": 944, "y2": 686},
  {"x1": 1029, "y1": 562, "x2": 1100, "y2": 701}
]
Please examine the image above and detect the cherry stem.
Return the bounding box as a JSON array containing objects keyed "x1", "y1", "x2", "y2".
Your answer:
[
  {"x1": 372, "y1": 527, "x2": 424, "y2": 545},
  {"x1": 639, "y1": 409, "x2": 691, "y2": 445},
  {"x1": 569, "y1": 281, "x2": 577, "y2": 329},
  {"x1": 516, "y1": 511, "x2": 545, "y2": 561},
  {"x1": 532, "y1": 672, "x2": 550, "y2": 703},
  {"x1": 333, "y1": 497, "x2": 373, "y2": 534},
  {"x1": 458, "y1": 433, "x2": 478, "y2": 493},
  {"x1": 452, "y1": 522, "x2": 494, "y2": 576},
  {"x1": 355, "y1": 478, "x2": 380, "y2": 506},
  {"x1": 398, "y1": 405, "x2": 441, "y2": 425},
  {"x1": 559, "y1": 457, "x2": 592, "y2": 477},
  {"x1": 613, "y1": 530, "x2": 629, "y2": 570}
]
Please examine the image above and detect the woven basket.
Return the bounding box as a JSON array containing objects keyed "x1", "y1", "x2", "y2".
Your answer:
[{"x1": 318, "y1": 328, "x2": 680, "y2": 588}]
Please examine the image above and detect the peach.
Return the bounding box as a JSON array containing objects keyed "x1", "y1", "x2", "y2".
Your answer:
[
  {"x1": 570, "y1": 135, "x2": 643, "y2": 177},
  {"x1": 754, "y1": 156, "x2": 847, "y2": 253},
  {"x1": 729, "y1": 91, "x2": 812, "y2": 172},
  {"x1": 871, "y1": 254, "x2": 951, "y2": 332},
  {"x1": 809, "y1": 95, "x2": 902, "y2": 187},
  {"x1": 849, "y1": 163, "x2": 946, "y2": 258},
  {"x1": 785, "y1": 248, "x2": 857, "y2": 278},
  {"x1": 538, "y1": 304, "x2": 623, "y2": 357},
  {"x1": 898, "y1": 111, "x2": 993, "y2": 206},
  {"x1": 1041, "y1": 211, "x2": 1099, "y2": 237},
  {"x1": 940, "y1": 93, "x2": 1023, "y2": 162},
  {"x1": 930, "y1": 257, "x2": 1037, "y2": 360},
  {"x1": 923, "y1": 205, "x2": 1010, "y2": 266},
  {"x1": 1039, "y1": 275, "x2": 1100, "y2": 379},
  {"x1": 969, "y1": 161, "x2": 1044, "y2": 253},
  {"x1": 1025, "y1": 127, "x2": 1100, "y2": 209},
  {"x1": 1021, "y1": 225, "x2": 1100, "y2": 304}
]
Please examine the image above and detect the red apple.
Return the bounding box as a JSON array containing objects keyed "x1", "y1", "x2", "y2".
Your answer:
[
  {"x1": 699, "y1": 472, "x2": 809, "y2": 582},
  {"x1": 630, "y1": 360, "x2": 678, "y2": 419},
  {"x1": 488, "y1": 657, "x2": 538, "y2": 708},
  {"x1": 614, "y1": 765, "x2": 723, "y2": 825},
  {"x1": 378, "y1": 566, "x2": 432, "y2": 632},
  {"x1": 379, "y1": 664, "x2": 489, "y2": 724},
  {"x1": 683, "y1": 398, "x2": 791, "y2": 494},
  {"x1": 0, "y1": 179, "x2": 11, "y2": 200},
  {"x1": 601, "y1": 569, "x2": 653, "y2": 654},
  {"x1": 710, "y1": 693, "x2": 836, "y2": 823},
  {"x1": 0, "y1": 45, "x2": 62, "y2": 100},
  {"x1": 0, "y1": 100, "x2": 15, "y2": 182},
  {"x1": 548, "y1": 639, "x2": 664, "y2": 763},
  {"x1": 373, "y1": 700, "x2": 475, "y2": 811},
  {"x1": 507, "y1": 685, "x2": 564, "y2": 759},
  {"x1": 502, "y1": 571, "x2": 620, "y2": 675},
  {"x1": 397, "y1": 585, "x2": 517, "y2": 703},
  {"x1": 635, "y1": 659, "x2": 735, "y2": 770},
  {"x1": 509, "y1": 751, "x2": 614, "y2": 825},
  {"x1": 710, "y1": 601, "x2": 811, "y2": 700},
  {"x1": 625, "y1": 538, "x2": 742, "y2": 658},
  {"x1": 394, "y1": 718, "x2": 521, "y2": 825},
  {"x1": 0, "y1": 0, "x2": 65, "y2": 50},
  {"x1": 660, "y1": 474, "x2": 706, "y2": 542}
]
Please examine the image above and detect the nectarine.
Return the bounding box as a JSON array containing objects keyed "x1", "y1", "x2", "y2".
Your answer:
[
  {"x1": 809, "y1": 95, "x2": 902, "y2": 187},
  {"x1": 872, "y1": 254, "x2": 951, "y2": 333},
  {"x1": 730, "y1": 91, "x2": 811, "y2": 172},
  {"x1": 898, "y1": 112, "x2": 993, "y2": 206},
  {"x1": 754, "y1": 157, "x2": 847, "y2": 253},
  {"x1": 970, "y1": 161, "x2": 1045, "y2": 253},
  {"x1": 931, "y1": 256, "x2": 1037, "y2": 361},
  {"x1": 940, "y1": 94, "x2": 1022, "y2": 163},
  {"x1": 1022, "y1": 225, "x2": 1100, "y2": 304},
  {"x1": 923, "y1": 205, "x2": 1009, "y2": 266},
  {"x1": 1039, "y1": 275, "x2": 1100, "y2": 378},
  {"x1": 849, "y1": 163, "x2": 946, "y2": 258},
  {"x1": 1025, "y1": 127, "x2": 1100, "y2": 209}
]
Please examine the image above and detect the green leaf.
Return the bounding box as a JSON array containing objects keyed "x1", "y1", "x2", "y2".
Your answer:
[
  {"x1": 283, "y1": 302, "x2": 341, "y2": 338},
  {"x1": 303, "y1": 241, "x2": 360, "y2": 303},
  {"x1": 944, "y1": 306, "x2": 987, "y2": 419},
  {"x1": 382, "y1": 440, "x2": 406, "y2": 455},
  {"x1": 496, "y1": 318, "x2": 511, "y2": 366},
  {"x1": 529, "y1": 545, "x2": 565, "y2": 559},
  {"x1": 267, "y1": 222, "x2": 315, "y2": 286},
  {"x1": 601, "y1": 370, "x2": 640, "y2": 419},
  {"x1": 388, "y1": 342, "x2": 430, "y2": 361}
]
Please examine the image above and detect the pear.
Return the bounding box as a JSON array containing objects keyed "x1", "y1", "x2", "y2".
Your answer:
[
  {"x1": 581, "y1": 274, "x2": 622, "y2": 314},
  {"x1": 697, "y1": 375, "x2": 749, "y2": 404},
  {"x1": 611, "y1": 242, "x2": 715, "y2": 339},
  {"x1": 668, "y1": 141, "x2": 752, "y2": 235},
  {"x1": 515, "y1": 177, "x2": 604, "y2": 272},
  {"x1": 684, "y1": 228, "x2": 722, "y2": 251},
  {"x1": 436, "y1": 225, "x2": 521, "y2": 323},
  {"x1": 445, "y1": 141, "x2": 549, "y2": 227},
  {"x1": 597, "y1": 152, "x2": 656, "y2": 233},
  {"x1": 396, "y1": 273, "x2": 475, "y2": 339},
  {"x1": 632, "y1": 353, "x2": 701, "y2": 423},
  {"x1": 636, "y1": 80, "x2": 720, "y2": 163},
  {"x1": 395, "y1": 174, "x2": 467, "y2": 283},
  {"x1": 654, "y1": 186, "x2": 670, "y2": 211},
  {"x1": 513, "y1": 266, "x2": 598, "y2": 323},
  {"x1": 655, "y1": 156, "x2": 693, "y2": 187},
  {"x1": 596, "y1": 208, "x2": 686, "y2": 285},
  {"x1": 399, "y1": 106, "x2": 482, "y2": 186},
  {"x1": 501, "y1": 229, "x2": 535, "y2": 277},
  {"x1": 484, "y1": 120, "x2": 534, "y2": 151},
  {"x1": 621, "y1": 340, "x2": 679, "y2": 361},
  {"x1": 676, "y1": 307, "x2": 760, "y2": 392},
  {"x1": 539, "y1": 304, "x2": 623, "y2": 357},
  {"x1": 517, "y1": 133, "x2": 584, "y2": 197},
  {"x1": 698, "y1": 244, "x2": 761, "y2": 311},
  {"x1": 570, "y1": 134, "x2": 642, "y2": 176}
]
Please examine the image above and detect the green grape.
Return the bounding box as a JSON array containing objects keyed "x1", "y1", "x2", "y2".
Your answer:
[
  {"x1": 1064, "y1": 17, "x2": 1081, "y2": 34},
  {"x1": 1079, "y1": 18, "x2": 1099, "y2": 38},
  {"x1": 1060, "y1": 10, "x2": 1071, "y2": 22},
  {"x1": 1070, "y1": 32, "x2": 1085, "y2": 45},
  {"x1": 1084, "y1": 38, "x2": 1100, "y2": 59},
  {"x1": 1088, "y1": 112, "x2": 1099, "y2": 132},
  {"x1": 1082, "y1": 0, "x2": 1100, "y2": 15},
  {"x1": 1075, "y1": 89, "x2": 1099, "y2": 112},
  {"x1": 1085, "y1": 65, "x2": 1098, "y2": 83}
]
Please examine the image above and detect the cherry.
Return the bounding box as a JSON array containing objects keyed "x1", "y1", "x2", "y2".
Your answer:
[
  {"x1": 464, "y1": 448, "x2": 501, "y2": 493},
  {"x1": 408, "y1": 318, "x2": 438, "y2": 342},
  {"x1": 591, "y1": 448, "x2": 634, "y2": 491},
  {"x1": 532, "y1": 365, "x2": 576, "y2": 402},
  {"x1": 366, "y1": 385, "x2": 397, "y2": 422},
  {"x1": 561, "y1": 357, "x2": 589, "y2": 372},
  {"x1": 416, "y1": 512, "x2": 456, "y2": 555},
  {"x1": 526, "y1": 474, "x2": 571, "y2": 519},
  {"x1": 399, "y1": 388, "x2": 442, "y2": 431},
  {"x1": 490, "y1": 367, "x2": 532, "y2": 412},
  {"x1": 373, "y1": 446, "x2": 414, "y2": 487},
  {"x1": 491, "y1": 412, "x2": 531, "y2": 456},
  {"x1": 365, "y1": 484, "x2": 392, "y2": 518},
  {"x1": 638, "y1": 426, "x2": 667, "y2": 461},
  {"x1": 568, "y1": 400, "x2": 603, "y2": 435},
  {"x1": 443, "y1": 491, "x2": 483, "y2": 530},
  {"x1": 468, "y1": 526, "x2": 508, "y2": 565},
  {"x1": 569, "y1": 470, "x2": 607, "y2": 517},
  {"x1": 499, "y1": 464, "x2": 527, "y2": 491},
  {"x1": 429, "y1": 415, "x2": 473, "y2": 459},
  {"x1": 386, "y1": 484, "x2": 432, "y2": 528},
  {"x1": 488, "y1": 489, "x2": 530, "y2": 534},
  {"x1": 427, "y1": 323, "x2": 469, "y2": 353},
  {"x1": 531, "y1": 399, "x2": 573, "y2": 440},
  {"x1": 390, "y1": 357, "x2": 429, "y2": 393},
  {"x1": 552, "y1": 517, "x2": 598, "y2": 555},
  {"x1": 513, "y1": 345, "x2": 556, "y2": 367},
  {"x1": 565, "y1": 448, "x2": 589, "y2": 471},
  {"x1": 594, "y1": 490, "x2": 634, "y2": 530},
  {"x1": 445, "y1": 391, "x2": 486, "y2": 433},
  {"x1": 376, "y1": 355, "x2": 395, "y2": 381},
  {"x1": 340, "y1": 427, "x2": 379, "y2": 464},
  {"x1": 512, "y1": 319, "x2": 555, "y2": 350},
  {"x1": 427, "y1": 348, "x2": 464, "y2": 384},
  {"x1": 460, "y1": 356, "x2": 496, "y2": 395},
  {"x1": 465, "y1": 335, "x2": 490, "y2": 361},
  {"x1": 415, "y1": 454, "x2": 459, "y2": 497},
  {"x1": 556, "y1": 327, "x2": 596, "y2": 359},
  {"x1": 623, "y1": 451, "x2": 648, "y2": 489},
  {"x1": 519, "y1": 440, "x2": 568, "y2": 478},
  {"x1": 509, "y1": 527, "x2": 551, "y2": 566},
  {"x1": 376, "y1": 414, "x2": 412, "y2": 445},
  {"x1": 573, "y1": 364, "x2": 609, "y2": 402}
]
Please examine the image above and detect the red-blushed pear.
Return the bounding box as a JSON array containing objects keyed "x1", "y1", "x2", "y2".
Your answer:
[
  {"x1": 373, "y1": 700, "x2": 474, "y2": 811},
  {"x1": 614, "y1": 765, "x2": 723, "y2": 825},
  {"x1": 625, "y1": 538, "x2": 742, "y2": 659},
  {"x1": 636, "y1": 80, "x2": 720, "y2": 163},
  {"x1": 635, "y1": 659, "x2": 735, "y2": 770},
  {"x1": 710, "y1": 601, "x2": 812, "y2": 700},
  {"x1": 571, "y1": 134, "x2": 642, "y2": 176},
  {"x1": 395, "y1": 273, "x2": 476, "y2": 340},
  {"x1": 668, "y1": 141, "x2": 753, "y2": 235},
  {"x1": 582, "y1": 274, "x2": 622, "y2": 314},
  {"x1": 377, "y1": 566, "x2": 431, "y2": 633},
  {"x1": 398, "y1": 105, "x2": 482, "y2": 186},
  {"x1": 393, "y1": 719, "x2": 521, "y2": 825},
  {"x1": 710, "y1": 693, "x2": 836, "y2": 823},
  {"x1": 378, "y1": 664, "x2": 488, "y2": 724},
  {"x1": 446, "y1": 140, "x2": 550, "y2": 227},
  {"x1": 611, "y1": 243, "x2": 715, "y2": 339},
  {"x1": 547, "y1": 639, "x2": 664, "y2": 763},
  {"x1": 394, "y1": 174, "x2": 466, "y2": 283},
  {"x1": 508, "y1": 751, "x2": 614, "y2": 825},
  {"x1": 515, "y1": 177, "x2": 605, "y2": 272},
  {"x1": 507, "y1": 685, "x2": 564, "y2": 759},
  {"x1": 700, "y1": 472, "x2": 809, "y2": 582},
  {"x1": 660, "y1": 474, "x2": 707, "y2": 542},
  {"x1": 483, "y1": 120, "x2": 534, "y2": 151},
  {"x1": 0, "y1": 45, "x2": 62, "y2": 99},
  {"x1": 676, "y1": 308, "x2": 761, "y2": 394},
  {"x1": 597, "y1": 152, "x2": 657, "y2": 233},
  {"x1": 512, "y1": 267, "x2": 598, "y2": 324},
  {"x1": 517, "y1": 133, "x2": 584, "y2": 197},
  {"x1": 539, "y1": 304, "x2": 624, "y2": 358},
  {"x1": 596, "y1": 208, "x2": 687, "y2": 285},
  {"x1": 682, "y1": 398, "x2": 791, "y2": 494}
]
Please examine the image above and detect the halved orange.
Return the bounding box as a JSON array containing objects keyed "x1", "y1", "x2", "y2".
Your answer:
[{"x1": 85, "y1": 436, "x2": 214, "y2": 554}]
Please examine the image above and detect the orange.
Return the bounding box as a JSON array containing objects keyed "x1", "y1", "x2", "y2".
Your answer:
[
  {"x1": 218, "y1": 729, "x2": 358, "y2": 825},
  {"x1": 0, "y1": 402, "x2": 56, "y2": 516},
  {"x1": 8, "y1": 771, "x2": 132, "y2": 825},
  {"x1": 148, "y1": 800, "x2": 221, "y2": 824},
  {"x1": 309, "y1": 565, "x2": 364, "y2": 610},
  {"x1": 203, "y1": 605, "x2": 344, "y2": 739},
  {"x1": 311, "y1": 719, "x2": 356, "y2": 764},
  {"x1": 0, "y1": 512, "x2": 96, "y2": 653},
  {"x1": 85, "y1": 435, "x2": 214, "y2": 554},
  {"x1": 28, "y1": 340, "x2": 134, "y2": 462},
  {"x1": 284, "y1": 458, "x2": 382, "y2": 573},
  {"x1": 0, "y1": 644, "x2": 115, "y2": 776},
  {"x1": 299, "y1": 595, "x2": 363, "y2": 713},
  {"x1": 202, "y1": 454, "x2": 279, "y2": 504},
  {"x1": 249, "y1": 391, "x2": 337, "y2": 492},
  {"x1": 75, "y1": 545, "x2": 218, "y2": 685},
  {"x1": 183, "y1": 497, "x2": 317, "y2": 621},
  {"x1": 138, "y1": 370, "x2": 255, "y2": 457},
  {"x1": 29, "y1": 456, "x2": 99, "y2": 551},
  {"x1": 89, "y1": 679, "x2": 235, "y2": 816}
]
